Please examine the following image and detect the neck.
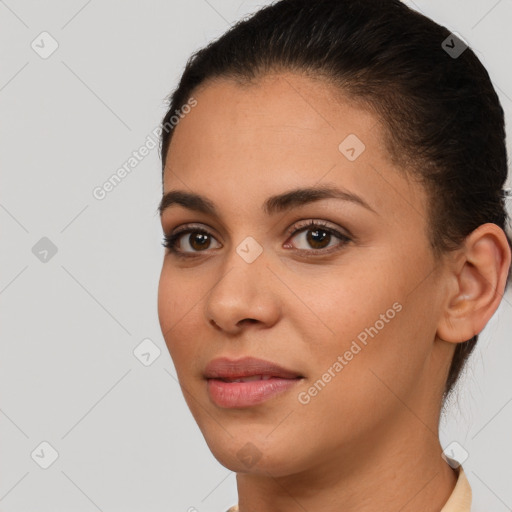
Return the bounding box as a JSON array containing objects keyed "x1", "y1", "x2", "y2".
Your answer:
[{"x1": 234, "y1": 412, "x2": 458, "y2": 512}]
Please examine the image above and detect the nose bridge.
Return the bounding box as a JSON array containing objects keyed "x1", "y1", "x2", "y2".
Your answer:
[
  {"x1": 213, "y1": 234, "x2": 268, "y2": 300},
  {"x1": 204, "y1": 234, "x2": 279, "y2": 330}
]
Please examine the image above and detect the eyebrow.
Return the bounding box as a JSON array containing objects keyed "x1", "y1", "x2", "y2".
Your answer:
[{"x1": 158, "y1": 185, "x2": 377, "y2": 217}]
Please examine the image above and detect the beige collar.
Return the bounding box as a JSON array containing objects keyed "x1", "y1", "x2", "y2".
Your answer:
[{"x1": 440, "y1": 464, "x2": 472, "y2": 512}]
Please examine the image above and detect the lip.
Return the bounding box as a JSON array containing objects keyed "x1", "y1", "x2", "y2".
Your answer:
[
  {"x1": 204, "y1": 356, "x2": 303, "y2": 380},
  {"x1": 204, "y1": 356, "x2": 304, "y2": 408}
]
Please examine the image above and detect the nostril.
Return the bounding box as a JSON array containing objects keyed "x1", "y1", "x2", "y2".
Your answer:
[{"x1": 240, "y1": 318, "x2": 258, "y2": 324}]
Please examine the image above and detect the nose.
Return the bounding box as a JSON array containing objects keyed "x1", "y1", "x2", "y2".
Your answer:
[{"x1": 204, "y1": 244, "x2": 281, "y2": 335}]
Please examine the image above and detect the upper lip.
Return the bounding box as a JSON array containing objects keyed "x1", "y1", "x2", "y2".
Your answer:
[{"x1": 204, "y1": 356, "x2": 303, "y2": 380}]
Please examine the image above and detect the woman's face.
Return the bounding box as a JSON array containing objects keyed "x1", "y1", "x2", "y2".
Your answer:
[{"x1": 158, "y1": 72, "x2": 452, "y2": 477}]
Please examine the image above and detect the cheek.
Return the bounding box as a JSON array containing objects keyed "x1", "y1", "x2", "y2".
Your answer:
[
  {"x1": 157, "y1": 265, "x2": 199, "y2": 362},
  {"x1": 291, "y1": 259, "x2": 401, "y2": 351},
  {"x1": 287, "y1": 305, "x2": 423, "y2": 454},
  {"x1": 293, "y1": 256, "x2": 434, "y2": 401},
  {"x1": 157, "y1": 267, "x2": 175, "y2": 340}
]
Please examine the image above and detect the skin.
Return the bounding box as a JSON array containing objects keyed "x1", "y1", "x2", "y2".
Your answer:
[{"x1": 157, "y1": 71, "x2": 511, "y2": 512}]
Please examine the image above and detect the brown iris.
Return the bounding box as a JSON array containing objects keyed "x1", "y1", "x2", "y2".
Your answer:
[
  {"x1": 188, "y1": 232, "x2": 211, "y2": 251},
  {"x1": 306, "y1": 228, "x2": 331, "y2": 249}
]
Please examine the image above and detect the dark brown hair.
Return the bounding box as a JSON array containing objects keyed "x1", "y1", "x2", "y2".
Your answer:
[{"x1": 159, "y1": 0, "x2": 511, "y2": 401}]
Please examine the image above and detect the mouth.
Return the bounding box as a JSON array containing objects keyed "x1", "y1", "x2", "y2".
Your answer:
[
  {"x1": 204, "y1": 356, "x2": 303, "y2": 380},
  {"x1": 204, "y1": 356, "x2": 304, "y2": 408},
  {"x1": 218, "y1": 374, "x2": 280, "y2": 382}
]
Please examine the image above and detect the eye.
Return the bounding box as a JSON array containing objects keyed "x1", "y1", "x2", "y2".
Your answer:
[
  {"x1": 162, "y1": 220, "x2": 352, "y2": 258},
  {"x1": 162, "y1": 224, "x2": 221, "y2": 257},
  {"x1": 284, "y1": 219, "x2": 351, "y2": 255}
]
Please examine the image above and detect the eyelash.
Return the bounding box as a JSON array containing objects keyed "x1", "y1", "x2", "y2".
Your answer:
[{"x1": 161, "y1": 220, "x2": 352, "y2": 259}]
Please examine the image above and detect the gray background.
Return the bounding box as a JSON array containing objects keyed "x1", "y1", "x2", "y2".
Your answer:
[{"x1": 0, "y1": 1, "x2": 511, "y2": 511}]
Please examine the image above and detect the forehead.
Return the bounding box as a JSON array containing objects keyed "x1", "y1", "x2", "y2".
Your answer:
[
  {"x1": 163, "y1": 72, "x2": 425, "y2": 222},
  {"x1": 167, "y1": 71, "x2": 381, "y2": 166}
]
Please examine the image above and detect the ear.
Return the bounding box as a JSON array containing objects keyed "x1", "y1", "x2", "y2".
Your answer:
[{"x1": 437, "y1": 223, "x2": 511, "y2": 344}]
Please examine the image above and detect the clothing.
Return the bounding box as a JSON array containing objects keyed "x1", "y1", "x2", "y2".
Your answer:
[
  {"x1": 441, "y1": 463, "x2": 472, "y2": 512},
  {"x1": 225, "y1": 463, "x2": 471, "y2": 512}
]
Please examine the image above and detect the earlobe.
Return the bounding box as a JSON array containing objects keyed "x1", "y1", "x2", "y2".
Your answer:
[{"x1": 437, "y1": 223, "x2": 511, "y2": 344}]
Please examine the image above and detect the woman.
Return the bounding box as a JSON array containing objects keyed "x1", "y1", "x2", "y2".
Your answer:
[{"x1": 156, "y1": 1, "x2": 511, "y2": 510}]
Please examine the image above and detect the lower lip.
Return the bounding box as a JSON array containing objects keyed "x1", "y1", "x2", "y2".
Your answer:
[{"x1": 206, "y1": 377, "x2": 302, "y2": 408}]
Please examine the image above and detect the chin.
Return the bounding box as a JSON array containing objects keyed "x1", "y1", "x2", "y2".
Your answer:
[{"x1": 202, "y1": 430, "x2": 306, "y2": 477}]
